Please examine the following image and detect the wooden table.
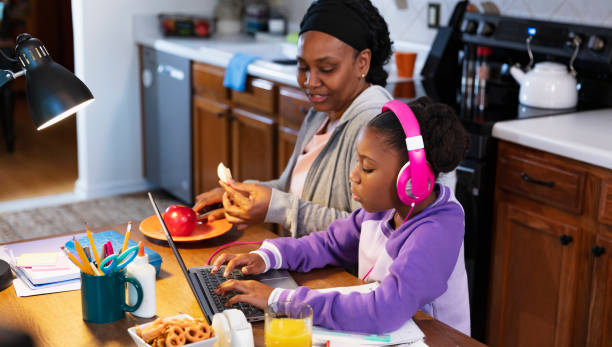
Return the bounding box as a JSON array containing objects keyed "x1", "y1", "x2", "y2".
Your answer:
[{"x1": 0, "y1": 223, "x2": 485, "y2": 346}]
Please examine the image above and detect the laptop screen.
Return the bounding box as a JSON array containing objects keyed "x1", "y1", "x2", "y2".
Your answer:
[{"x1": 147, "y1": 192, "x2": 210, "y2": 321}]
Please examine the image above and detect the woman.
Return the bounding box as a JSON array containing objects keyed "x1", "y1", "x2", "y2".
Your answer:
[{"x1": 194, "y1": 0, "x2": 394, "y2": 237}]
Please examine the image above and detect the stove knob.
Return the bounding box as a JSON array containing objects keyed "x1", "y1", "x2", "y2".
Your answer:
[
  {"x1": 477, "y1": 22, "x2": 495, "y2": 37},
  {"x1": 588, "y1": 35, "x2": 606, "y2": 52},
  {"x1": 461, "y1": 19, "x2": 478, "y2": 34}
]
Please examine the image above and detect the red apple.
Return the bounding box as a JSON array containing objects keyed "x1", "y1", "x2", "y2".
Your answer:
[{"x1": 163, "y1": 205, "x2": 197, "y2": 237}]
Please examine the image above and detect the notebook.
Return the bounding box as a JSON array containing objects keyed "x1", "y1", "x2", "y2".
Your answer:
[{"x1": 147, "y1": 192, "x2": 298, "y2": 324}]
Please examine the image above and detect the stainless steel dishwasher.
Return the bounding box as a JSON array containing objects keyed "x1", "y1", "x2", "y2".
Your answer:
[{"x1": 142, "y1": 47, "x2": 192, "y2": 204}]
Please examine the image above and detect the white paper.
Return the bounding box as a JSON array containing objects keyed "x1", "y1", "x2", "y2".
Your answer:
[
  {"x1": 12, "y1": 276, "x2": 80, "y2": 297},
  {"x1": 1, "y1": 245, "x2": 81, "y2": 296},
  {"x1": 312, "y1": 283, "x2": 427, "y2": 346}
]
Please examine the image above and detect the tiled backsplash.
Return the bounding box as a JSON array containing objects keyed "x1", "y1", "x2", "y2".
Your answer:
[{"x1": 283, "y1": 0, "x2": 612, "y2": 45}]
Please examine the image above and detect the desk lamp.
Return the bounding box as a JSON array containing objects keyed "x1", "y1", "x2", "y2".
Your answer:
[
  {"x1": 0, "y1": 33, "x2": 94, "y2": 130},
  {"x1": 0, "y1": 33, "x2": 94, "y2": 291}
]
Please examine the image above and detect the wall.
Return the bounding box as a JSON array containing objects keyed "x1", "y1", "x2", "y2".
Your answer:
[
  {"x1": 71, "y1": 0, "x2": 216, "y2": 200},
  {"x1": 283, "y1": 0, "x2": 612, "y2": 45}
]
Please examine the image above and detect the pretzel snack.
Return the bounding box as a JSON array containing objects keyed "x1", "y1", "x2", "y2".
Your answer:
[{"x1": 135, "y1": 316, "x2": 214, "y2": 346}]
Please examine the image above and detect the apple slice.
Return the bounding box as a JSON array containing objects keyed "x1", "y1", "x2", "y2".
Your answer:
[{"x1": 217, "y1": 162, "x2": 233, "y2": 184}]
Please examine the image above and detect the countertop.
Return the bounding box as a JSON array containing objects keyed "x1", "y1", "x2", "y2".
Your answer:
[
  {"x1": 492, "y1": 108, "x2": 612, "y2": 170},
  {"x1": 134, "y1": 15, "x2": 299, "y2": 86},
  {"x1": 132, "y1": 15, "x2": 426, "y2": 88}
]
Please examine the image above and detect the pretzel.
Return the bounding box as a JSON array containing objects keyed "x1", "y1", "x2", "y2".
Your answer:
[
  {"x1": 165, "y1": 325, "x2": 186, "y2": 347},
  {"x1": 140, "y1": 318, "x2": 167, "y2": 343},
  {"x1": 135, "y1": 316, "x2": 214, "y2": 346},
  {"x1": 185, "y1": 322, "x2": 212, "y2": 342}
]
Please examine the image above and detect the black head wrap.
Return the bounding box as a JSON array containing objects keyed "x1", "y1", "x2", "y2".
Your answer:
[{"x1": 299, "y1": 0, "x2": 370, "y2": 52}]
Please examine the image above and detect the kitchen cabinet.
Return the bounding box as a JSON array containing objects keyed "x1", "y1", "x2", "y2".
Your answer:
[
  {"x1": 277, "y1": 86, "x2": 311, "y2": 172},
  {"x1": 230, "y1": 77, "x2": 278, "y2": 182},
  {"x1": 488, "y1": 140, "x2": 612, "y2": 347},
  {"x1": 192, "y1": 62, "x2": 279, "y2": 192},
  {"x1": 586, "y1": 233, "x2": 611, "y2": 347},
  {"x1": 192, "y1": 95, "x2": 231, "y2": 196},
  {"x1": 230, "y1": 107, "x2": 276, "y2": 182},
  {"x1": 192, "y1": 63, "x2": 231, "y2": 196}
]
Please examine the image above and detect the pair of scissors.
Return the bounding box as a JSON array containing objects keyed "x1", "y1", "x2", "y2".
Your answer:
[{"x1": 99, "y1": 245, "x2": 139, "y2": 275}]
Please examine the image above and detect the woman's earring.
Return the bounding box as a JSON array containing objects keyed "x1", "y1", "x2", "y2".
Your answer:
[{"x1": 360, "y1": 73, "x2": 365, "y2": 79}]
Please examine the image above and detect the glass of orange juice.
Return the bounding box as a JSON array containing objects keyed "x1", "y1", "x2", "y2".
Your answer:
[{"x1": 265, "y1": 301, "x2": 313, "y2": 347}]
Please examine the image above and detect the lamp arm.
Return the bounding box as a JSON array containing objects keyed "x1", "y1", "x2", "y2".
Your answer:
[
  {"x1": 0, "y1": 69, "x2": 25, "y2": 88},
  {"x1": 0, "y1": 48, "x2": 17, "y2": 64}
]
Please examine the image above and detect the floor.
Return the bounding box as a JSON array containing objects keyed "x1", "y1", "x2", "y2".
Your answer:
[{"x1": 0, "y1": 95, "x2": 78, "y2": 202}]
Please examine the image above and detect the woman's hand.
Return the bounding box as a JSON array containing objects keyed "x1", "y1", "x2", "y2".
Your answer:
[
  {"x1": 220, "y1": 181, "x2": 272, "y2": 229},
  {"x1": 214, "y1": 279, "x2": 274, "y2": 310},
  {"x1": 193, "y1": 187, "x2": 225, "y2": 222},
  {"x1": 211, "y1": 253, "x2": 266, "y2": 277}
]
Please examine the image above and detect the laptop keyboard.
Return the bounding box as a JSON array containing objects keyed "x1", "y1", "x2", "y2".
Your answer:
[{"x1": 195, "y1": 266, "x2": 263, "y2": 318}]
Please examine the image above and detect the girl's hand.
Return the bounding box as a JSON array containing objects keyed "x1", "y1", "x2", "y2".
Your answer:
[
  {"x1": 220, "y1": 181, "x2": 272, "y2": 229},
  {"x1": 211, "y1": 253, "x2": 266, "y2": 277},
  {"x1": 193, "y1": 187, "x2": 226, "y2": 222},
  {"x1": 214, "y1": 280, "x2": 274, "y2": 310}
]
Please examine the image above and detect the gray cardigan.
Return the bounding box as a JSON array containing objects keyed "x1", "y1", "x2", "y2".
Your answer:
[{"x1": 255, "y1": 85, "x2": 393, "y2": 237}]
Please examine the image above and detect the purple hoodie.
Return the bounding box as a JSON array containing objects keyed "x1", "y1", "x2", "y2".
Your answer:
[{"x1": 253, "y1": 184, "x2": 470, "y2": 335}]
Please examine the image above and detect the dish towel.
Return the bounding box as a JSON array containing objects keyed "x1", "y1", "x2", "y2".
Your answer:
[{"x1": 223, "y1": 52, "x2": 259, "y2": 92}]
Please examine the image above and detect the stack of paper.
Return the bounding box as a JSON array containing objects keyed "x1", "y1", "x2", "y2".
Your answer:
[
  {"x1": 0, "y1": 233, "x2": 86, "y2": 296},
  {"x1": 312, "y1": 283, "x2": 428, "y2": 346}
]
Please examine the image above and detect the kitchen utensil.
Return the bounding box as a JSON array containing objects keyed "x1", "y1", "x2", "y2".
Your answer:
[
  {"x1": 139, "y1": 216, "x2": 233, "y2": 242},
  {"x1": 509, "y1": 35, "x2": 581, "y2": 109}
]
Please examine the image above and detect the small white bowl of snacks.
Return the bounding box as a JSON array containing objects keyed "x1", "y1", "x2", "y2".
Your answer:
[{"x1": 128, "y1": 314, "x2": 217, "y2": 347}]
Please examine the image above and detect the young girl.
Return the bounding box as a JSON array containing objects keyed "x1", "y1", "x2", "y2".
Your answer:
[{"x1": 212, "y1": 97, "x2": 471, "y2": 335}]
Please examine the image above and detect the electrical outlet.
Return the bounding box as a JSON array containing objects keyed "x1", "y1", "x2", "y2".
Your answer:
[
  {"x1": 428, "y1": 3, "x2": 441, "y2": 28},
  {"x1": 395, "y1": 0, "x2": 408, "y2": 9}
]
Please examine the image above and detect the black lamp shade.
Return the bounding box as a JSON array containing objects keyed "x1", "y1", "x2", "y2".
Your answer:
[{"x1": 16, "y1": 34, "x2": 94, "y2": 130}]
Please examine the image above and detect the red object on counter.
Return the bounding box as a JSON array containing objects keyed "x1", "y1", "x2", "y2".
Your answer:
[{"x1": 163, "y1": 205, "x2": 197, "y2": 237}]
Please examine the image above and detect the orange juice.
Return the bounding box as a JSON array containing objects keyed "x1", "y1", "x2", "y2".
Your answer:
[{"x1": 265, "y1": 317, "x2": 312, "y2": 347}]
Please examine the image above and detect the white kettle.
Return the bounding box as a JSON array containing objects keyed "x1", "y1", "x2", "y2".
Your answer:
[{"x1": 510, "y1": 62, "x2": 578, "y2": 109}]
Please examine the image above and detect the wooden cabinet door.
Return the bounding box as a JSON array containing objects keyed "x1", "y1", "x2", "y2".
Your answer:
[
  {"x1": 230, "y1": 107, "x2": 276, "y2": 182},
  {"x1": 586, "y1": 233, "x2": 612, "y2": 347},
  {"x1": 278, "y1": 125, "x2": 298, "y2": 175},
  {"x1": 192, "y1": 95, "x2": 231, "y2": 198},
  {"x1": 488, "y1": 201, "x2": 580, "y2": 347}
]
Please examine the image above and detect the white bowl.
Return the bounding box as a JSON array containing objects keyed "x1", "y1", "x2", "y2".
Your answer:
[{"x1": 127, "y1": 314, "x2": 218, "y2": 347}]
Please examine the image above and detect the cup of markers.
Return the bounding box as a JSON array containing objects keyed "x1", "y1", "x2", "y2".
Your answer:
[{"x1": 61, "y1": 228, "x2": 143, "y2": 324}]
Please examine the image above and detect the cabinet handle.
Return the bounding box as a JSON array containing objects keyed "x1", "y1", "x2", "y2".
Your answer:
[
  {"x1": 299, "y1": 105, "x2": 308, "y2": 115},
  {"x1": 226, "y1": 113, "x2": 235, "y2": 121},
  {"x1": 520, "y1": 172, "x2": 555, "y2": 187},
  {"x1": 560, "y1": 234, "x2": 573, "y2": 246},
  {"x1": 217, "y1": 112, "x2": 225, "y2": 118},
  {"x1": 592, "y1": 245, "x2": 606, "y2": 257}
]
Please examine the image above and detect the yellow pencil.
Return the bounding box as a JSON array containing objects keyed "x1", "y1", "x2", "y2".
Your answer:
[
  {"x1": 85, "y1": 223, "x2": 101, "y2": 265},
  {"x1": 73, "y1": 236, "x2": 95, "y2": 275},
  {"x1": 90, "y1": 261, "x2": 103, "y2": 276},
  {"x1": 60, "y1": 246, "x2": 89, "y2": 274},
  {"x1": 121, "y1": 221, "x2": 132, "y2": 253}
]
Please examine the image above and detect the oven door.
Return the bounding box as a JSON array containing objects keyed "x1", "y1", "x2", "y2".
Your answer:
[{"x1": 455, "y1": 158, "x2": 495, "y2": 341}]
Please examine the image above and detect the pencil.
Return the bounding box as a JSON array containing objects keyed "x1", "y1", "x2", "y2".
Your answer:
[
  {"x1": 90, "y1": 261, "x2": 103, "y2": 276},
  {"x1": 86, "y1": 223, "x2": 101, "y2": 265},
  {"x1": 73, "y1": 236, "x2": 95, "y2": 275},
  {"x1": 60, "y1": 246, "x2": 89, "y2": 274},
  {"x1": 121, "y1": 221, "x2": 132, "y2": 253}
]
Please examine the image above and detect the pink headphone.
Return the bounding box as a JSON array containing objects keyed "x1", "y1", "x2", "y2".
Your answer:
[{"x1": 382, "y1": 100, "x2": 435, "y2": 205}]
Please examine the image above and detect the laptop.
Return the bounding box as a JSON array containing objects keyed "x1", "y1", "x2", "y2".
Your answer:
[{"x1": 147, "y1": 192, "x2": 298, "y2": 324}]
